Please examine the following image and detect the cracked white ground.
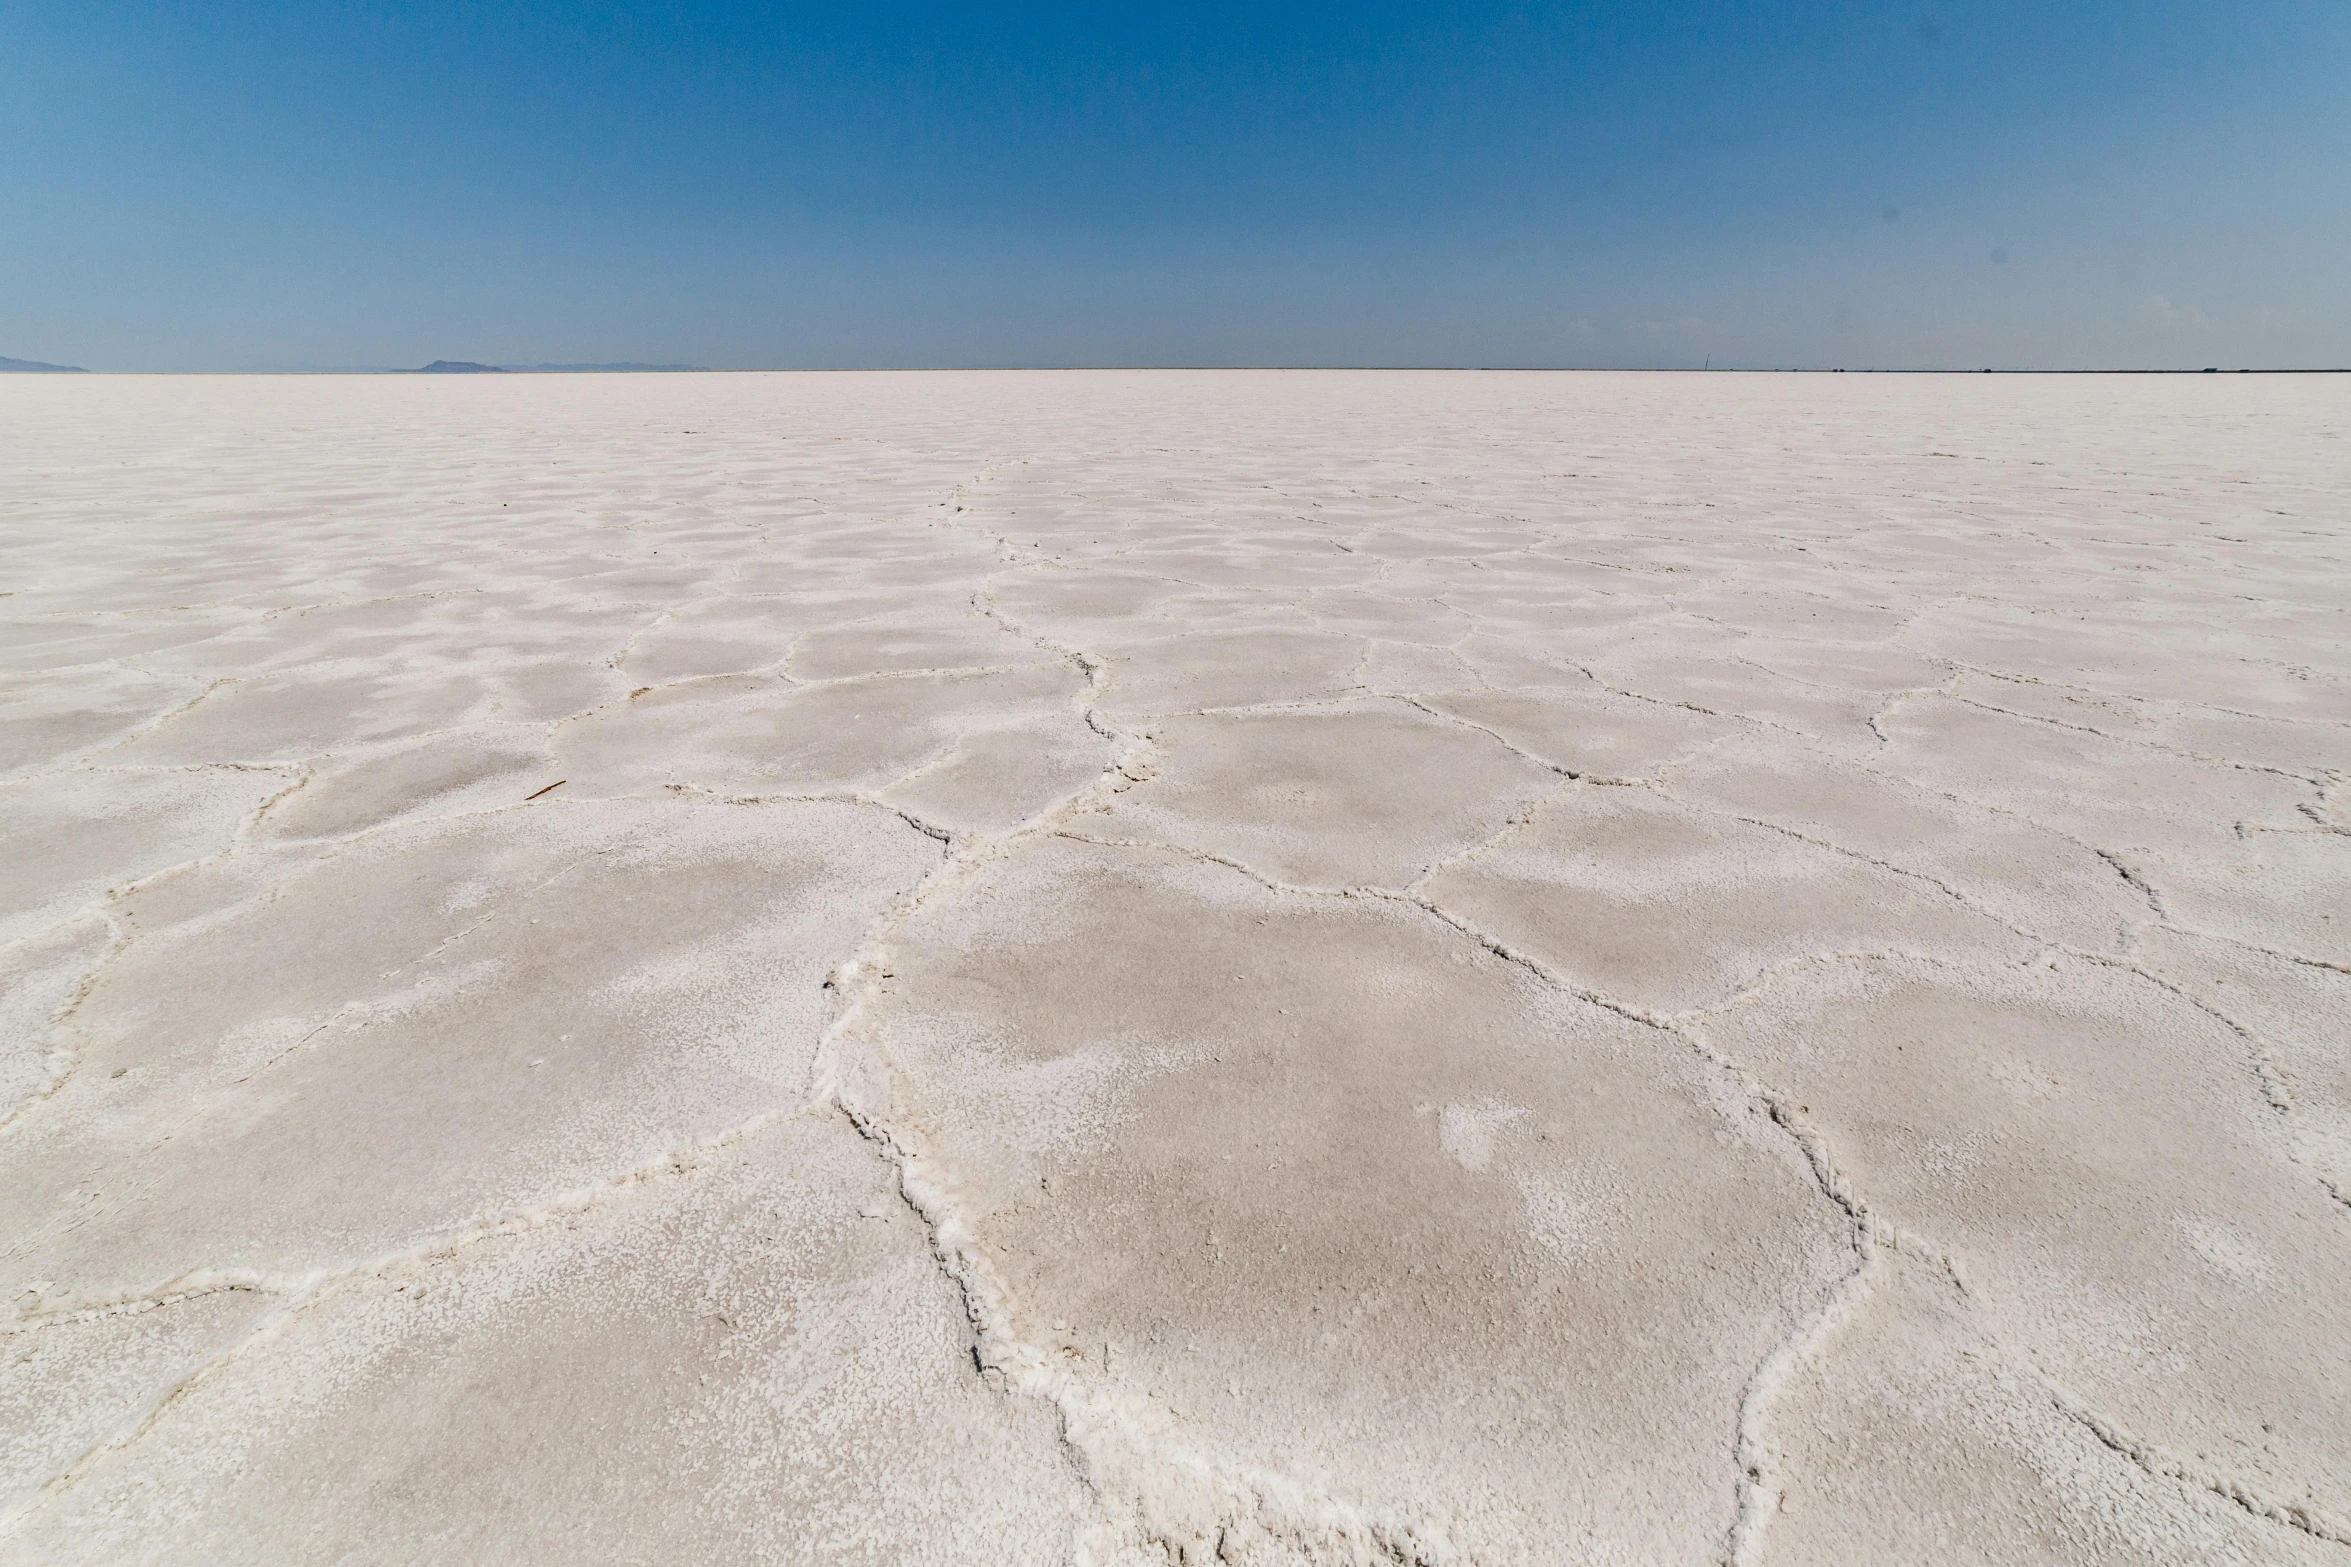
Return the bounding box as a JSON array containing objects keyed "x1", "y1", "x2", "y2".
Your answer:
[{"x1": 3, "y1": 370, "x2": 2347, "y2": 1565}]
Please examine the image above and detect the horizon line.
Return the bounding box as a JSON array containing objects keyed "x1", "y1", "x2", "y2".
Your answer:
[{"x1": 13, "y1": 365, "x2": 2350, "y2": 377}]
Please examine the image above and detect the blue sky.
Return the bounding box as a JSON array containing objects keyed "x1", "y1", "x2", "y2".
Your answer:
[{"x1": 6, "y1": 2, "x2": 2347, "y2": 369}]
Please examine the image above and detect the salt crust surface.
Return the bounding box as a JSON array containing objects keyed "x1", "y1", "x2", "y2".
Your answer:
[{"x1": 0, "y1": 370, "x2": 2346, "y2": 1564}]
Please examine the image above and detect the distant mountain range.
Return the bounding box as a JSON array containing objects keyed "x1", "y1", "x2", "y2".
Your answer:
[
  {"x1": 409, "y1": 360, "x2": 709, "y2": 373},
  {"x1": 0, "y1": 355, "x2": 88, "y2": 372},
  {"x1": 506, "y1": 362, "x2": 710, "y2": 372}
]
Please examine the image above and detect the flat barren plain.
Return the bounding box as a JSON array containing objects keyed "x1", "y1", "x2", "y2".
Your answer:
[{"x1": 2, "y1": 370, "x2": 2347, "y2": 1565}]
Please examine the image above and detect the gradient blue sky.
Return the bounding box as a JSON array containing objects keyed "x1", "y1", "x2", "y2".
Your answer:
[{"x1": 6, "y1": 1, "x2": 2347, "y2": 369}]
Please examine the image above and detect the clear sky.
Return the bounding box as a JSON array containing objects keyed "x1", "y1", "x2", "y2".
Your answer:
[{"x1": 6, "y1": 2, "x2": 2347, "y2": 370}]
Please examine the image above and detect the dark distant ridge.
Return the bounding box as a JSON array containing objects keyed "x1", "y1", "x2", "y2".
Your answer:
[
  {"x1": 506, "y1": 362, "x2": 711, "y2": 372},
  {"x1": 402, "y1": 360, "x2": 708, "y2": 373},
  {"x1": 0, "y1": 355, "x2": 87, "y2": 372}
]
